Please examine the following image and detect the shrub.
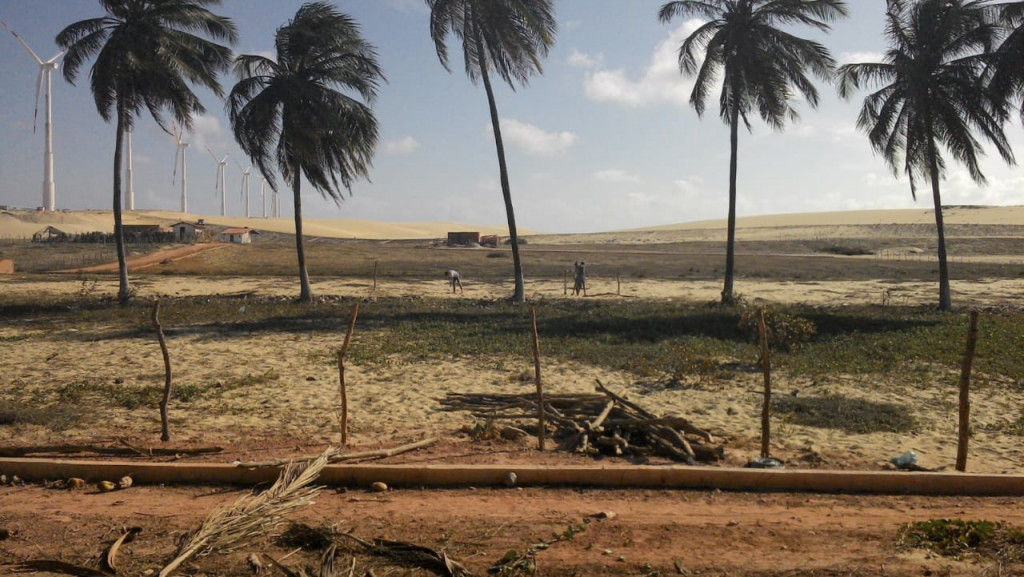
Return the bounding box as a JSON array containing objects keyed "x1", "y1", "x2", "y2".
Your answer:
[{"x1": 739, "y1": 308, "x2": 816, "y2": 352}]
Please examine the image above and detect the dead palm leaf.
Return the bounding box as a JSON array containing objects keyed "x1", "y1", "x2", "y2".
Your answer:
[{"x1": 158, "y1": 449, "x2": 331, "y2": 577}]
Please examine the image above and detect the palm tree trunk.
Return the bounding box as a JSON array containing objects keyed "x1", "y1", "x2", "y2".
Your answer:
[
  {"x1": 722, "y1": 103, "x2": 740, "y2": 305},
  {"x1": 928, "y1": 139, "x2": 952, "y2": 311},
  {"x1": 113, "y1": 108, "x2": 130, "y2": 304},
  {"x1": 476, "y1": 29, "x2": 525, "y2": 303},
  {"x1": 292, "y1": 171, "x2": 313, "y2": 303}
]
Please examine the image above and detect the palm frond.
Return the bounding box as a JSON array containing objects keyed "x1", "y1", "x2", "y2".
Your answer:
[{"x1": 158, "y1": 450, "x2": 331, "y2": 577}]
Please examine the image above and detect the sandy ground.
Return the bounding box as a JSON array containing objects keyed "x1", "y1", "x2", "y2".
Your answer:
[
  {"x1": 3, "y1": 207, "x2": 1024, "y2": 575},
  {"x1": 1, "y1": 272, "x2": 1022, "y2": 476}
]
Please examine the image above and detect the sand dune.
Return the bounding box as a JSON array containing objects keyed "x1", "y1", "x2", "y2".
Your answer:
[
  {"x1": 0, "y1": 209, "x2": 528, "y2": 240},
  {"x1": 3, "y1": 205, "x2": 1023, "y2": 241}
]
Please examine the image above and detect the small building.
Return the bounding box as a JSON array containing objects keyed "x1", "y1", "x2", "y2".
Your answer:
[
  {"x1": 169, "y1": 221, "x2": 204, "y2": 242},
  {"x1": 221, "y1": 227, "x2": 257, "y2": 244},
  {"x1": 480, "y1": 234, "x2": 501, "y2": 247},
  {"x1": 32, "y1": 225, "x2": 69, "y2": 242},
  {"x1": 447, "y1": 231, "x2": 480, "y2": 247},
  {"x1": 0, "y1": 259, "x2": 13, "y2": 274}
]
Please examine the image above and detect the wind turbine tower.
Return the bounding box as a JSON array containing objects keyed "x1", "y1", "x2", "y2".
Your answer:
[
  {"x1": 3, "y1": 20, "x2": 65, "y2": 212},
  {"x1": 260, "y1": 176, "x2": 268, "y2": 218},
  {"x1": 206, "y1": 146, "x2": 229, "y2": 216},
  {"x1": 125, "y1": 130, "x2": 134, "y2": 210},
  {"x1": 172, "y1": 127, "x2": 189, "y2": 213},
  {"x1": 235, "y1": 160, "x2": 252, "y2": 218}
]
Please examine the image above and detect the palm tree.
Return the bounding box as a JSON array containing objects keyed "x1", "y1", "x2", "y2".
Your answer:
[
  {"x1": 425, "y1": 0, "x2": 556, "y2": 304},
  {"x1": 57, "y1": 0, "x2": 236, "y2": 304},
  {"x1": 228, "y1": 2, "x2": 383, "y2": 303},
  {"x1": 659, "y1": 0, "x2": 847, "y2": 305},
  {"x1": 838, "y1": 0, "x2": 1013, "y2": 311},
  {"x1": 989, "y1": 2, "x2": 1024, "y2": 119}
]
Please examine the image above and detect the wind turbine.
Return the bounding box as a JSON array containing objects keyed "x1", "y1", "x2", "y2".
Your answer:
[
  {"x1": 124, "y1": 129, "x2": 134, "y2": 210},
  {"x1": 171, "y1": 126, "x2": 189, "y2": 213},
  {"x1": 206, "y1": 146, "x2": 229, "y2": 216},
  {"x1": 2, "y1": 20, "x2": 65, "y2": 212},
  {"x1": 235, "y1": 160, "x2": 252, "y2": 218},
  {"x1": 260, "y1": 175, "x2": 268, "y2": 218}
]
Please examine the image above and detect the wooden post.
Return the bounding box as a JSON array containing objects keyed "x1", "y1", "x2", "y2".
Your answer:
[
  {"x1": 563, "y1": 269, "x2": 567, "y2": 296},
  {"x1": 956, "y1": 309, "x2": 980, "y2": 472},
  {"x1": 372, "y1": 260, "x2": 378, "y2": 291},
  {"x1": 338, "y1": 302, "x2": 360, "y2": 446},
  {"x1": 757, "y1": 309, "x2": 772, "y2": 458},
  {"x1": 530, "y1": 307, "x2": 545, "y2": 451},
  {"x1": 617, "y1": 270, "x2": 621, "y2": 296},
  {"x1": 152, "y1": 299, "x2": 173, "y2": 442}
]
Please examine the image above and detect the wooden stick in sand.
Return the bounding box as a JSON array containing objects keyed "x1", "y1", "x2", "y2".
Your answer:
[
  {"x1": 338, "y1": 302, "x2": 360, "y2": 446},
  {"x1": 758, "y1": 309, "x2": 772, "y2": 459},
  {"x1": 956, "y1": 309, "x2": 979, "y2": 472},
  {"x1": 530, "y1": 307, "x2": 546, "y2": 451},
  {"x1": 152, "y1": 299, "x2": 173, "y2": 442}
]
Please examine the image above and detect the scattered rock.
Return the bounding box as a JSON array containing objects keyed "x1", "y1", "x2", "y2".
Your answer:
[
  {"x1": 589, "y1": 510, "x2": 617, "y2": 520},
  {"x1": 118, "y1": 476, "x2": 133, "y2": 490},
  {"x1": 97, "y1": 480, "x2": 117, "y2": 493},
  {"x1": 370, "y1": 481, "x2": 388, "y2": 493},
  {"x1": 0, "y1": 528, "x2": 10, "y2": 540},
  {"x1": 503, "y1": 472, "x2": 518, "y2": 487},
  {"x1": 67, "y1": 477, "x2": 86, "y2": 490}
]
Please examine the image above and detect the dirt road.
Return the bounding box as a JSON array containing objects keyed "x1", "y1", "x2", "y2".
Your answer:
[
  {"x1": 1, "y1": 481, "x2": 1020, "y2": 576},
  {"x1": 57, "y1": 242, "x2": 227, "y2": 273}
]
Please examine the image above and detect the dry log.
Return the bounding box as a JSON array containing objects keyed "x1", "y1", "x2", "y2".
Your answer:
[
  {"x1": 0, "y1": 445, "x2": 223, "y2": 458},
  {"x1": 237, "y1": 438, "x2": 438, "y2": 469}
]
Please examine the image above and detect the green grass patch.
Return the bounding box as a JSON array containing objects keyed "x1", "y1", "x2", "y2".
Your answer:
[{"x1": 0, "y1": 400, "x2": 82, "y2": 431}]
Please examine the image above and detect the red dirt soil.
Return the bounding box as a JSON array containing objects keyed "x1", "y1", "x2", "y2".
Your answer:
[{"x1": 2, "y1": 436, "x2": 1023, "y2": 576}]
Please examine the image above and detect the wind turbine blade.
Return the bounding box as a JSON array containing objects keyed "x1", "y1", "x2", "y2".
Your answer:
[
  {"x1": 32, "y1": 69, "x2": 43, "y2": 133},
  {"x1": 45, "y1": 51, "x2": 65, "y2": 64},
  {"x1": 205, "y1": 145, "x2": 219, "y2": 162},
  {"x1": 1, "y1": 20, "x2": 44, "y2": 64},
  {"x1": 233, "y1": 158, "x2": 244, "y2": 171}
]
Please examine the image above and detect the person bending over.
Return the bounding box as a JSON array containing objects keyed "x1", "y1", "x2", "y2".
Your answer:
[{"x1": 445, "y1": 269, "x2": 464, "y2": 294}]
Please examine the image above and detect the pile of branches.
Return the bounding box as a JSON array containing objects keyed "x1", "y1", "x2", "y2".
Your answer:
[{"x1": 441, "y1": 380, "x2": 724, "y2": 464}]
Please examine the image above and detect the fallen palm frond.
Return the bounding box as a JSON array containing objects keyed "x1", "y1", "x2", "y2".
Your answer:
[
  {"x1": 102, "y1": 526, "x2": 142, "y2": 573},
  {"x1": 9, "y1": 560, "x2": 110, "y2": 576},
  {"x1": 158, "y1": 450, "x2": 331, "y2": 577},
  {"x1": 338, "y1": 532, "x2": 474, "y2": 577}
]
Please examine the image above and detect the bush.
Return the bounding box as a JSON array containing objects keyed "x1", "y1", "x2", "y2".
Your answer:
[{"x1": 738, "y1": 308, "x2": 816, "y2": 352}]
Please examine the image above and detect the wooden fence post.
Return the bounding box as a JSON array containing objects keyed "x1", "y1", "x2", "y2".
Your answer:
[
  {"x1": 338, "y1": 302, "x2": 360, "y2": 446},
  {"x1": 530, "y1": 307, "x2": 545, "y2": 451},
  {"x1": 956, "y1": 310, "x2": 980, "y2": 472},
  {"x1": 758, "y1": 309, "x2": 772, "y2": 459},
  {"x1": 152, "y1": 299, "x2": 173, "y2": 442}
]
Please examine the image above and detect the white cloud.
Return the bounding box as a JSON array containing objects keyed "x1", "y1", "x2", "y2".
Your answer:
[
  {"x1": 582, "y1": 19, "x2": 705, "y2": 109},
  {"x1": 492, "y1": 119, "x2": 578, "y2": 156},
  {"x1": 839, "y1": 51, "x2": 885, "y2": 65},
  {"x1": 594, "y1": 169, "x2": 641, "y2": 184},
  {"x1": 568, "y1": 49, "x2": 603, "y2": 69},
  {"x1": 385, "y1": 135, "x2": 420, "y2": 155},
  {"x1": 188, "y1": 114, "x2": 225, "y2": 153}
]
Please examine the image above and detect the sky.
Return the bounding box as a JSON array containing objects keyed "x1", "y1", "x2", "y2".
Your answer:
[{"x1": 2, "y1": 0, "x2": 1024, "y2": 234}]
